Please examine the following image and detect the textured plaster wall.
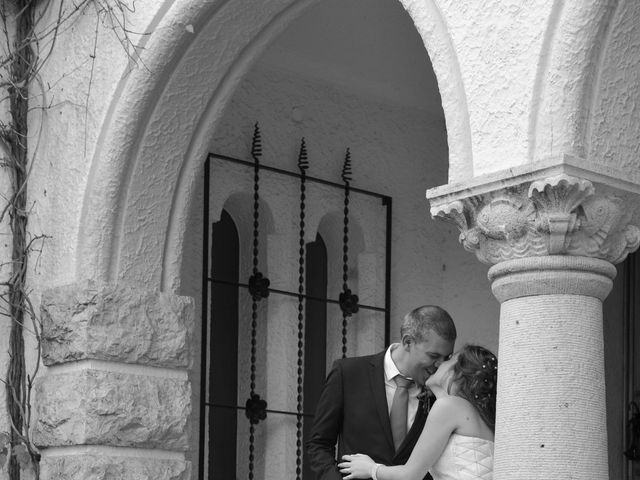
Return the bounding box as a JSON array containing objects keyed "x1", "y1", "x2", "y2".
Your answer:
[
  {"x1": 534, "y1": 0, "x2": 616, "y2": 164},
  {"x1": 29, "y1": 0, "x2": 162, "y2": 289},
  {"x1": 433, "y1": 0, "x2": 554, "y2": 175},
  {"x1": 588, "y1": 0, "x2": 640, "y2": 177},
  {"x1": 82, "y1": 0, "x2": 326, "y2": 289}
]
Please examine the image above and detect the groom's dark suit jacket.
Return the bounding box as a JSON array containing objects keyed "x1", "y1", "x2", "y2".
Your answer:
[{"x1": 306, "y1": 351, "x2": 431, "y2": 480}]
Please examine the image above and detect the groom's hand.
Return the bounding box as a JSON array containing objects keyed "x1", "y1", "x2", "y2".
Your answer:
[{"x1": 338, "y1": 454, "x2": 376, "y2": 479}]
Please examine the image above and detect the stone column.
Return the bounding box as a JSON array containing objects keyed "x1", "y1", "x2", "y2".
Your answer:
[
  {"x1": 429, "y1": 161, "x2": 640, "y2": 479},
  {"x1": 34, "y1": 280, "x2": 194, "y2": 480}
]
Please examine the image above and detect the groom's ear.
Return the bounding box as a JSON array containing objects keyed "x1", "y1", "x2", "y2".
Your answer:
[{"x1": 400, "y1": 334, "x2": 413, "y2": 349}]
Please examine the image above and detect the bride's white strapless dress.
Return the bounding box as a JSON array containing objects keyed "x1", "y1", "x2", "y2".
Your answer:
[{"x1": 429, "y1": 433, "x2": 494, "y2": 480}]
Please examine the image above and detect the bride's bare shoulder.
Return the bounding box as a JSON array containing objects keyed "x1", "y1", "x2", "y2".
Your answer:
[
  {"x1": 435, "y1": 395, "x2": 493, "y2": 438},
  {"x1": 432, "y1": 395, "x2": 477, "y2": 415}
]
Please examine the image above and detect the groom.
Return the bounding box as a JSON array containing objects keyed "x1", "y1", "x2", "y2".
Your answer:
[{"x1": 306, "y1": 305, "x2": 456, "y2": 480}]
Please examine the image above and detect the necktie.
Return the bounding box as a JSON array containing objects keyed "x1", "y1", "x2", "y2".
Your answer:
[{"x1": 390, "y1": 375, "x2": 413, "y2": 451}]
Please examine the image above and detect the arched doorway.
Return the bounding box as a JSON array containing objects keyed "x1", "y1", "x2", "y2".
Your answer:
[
  {"x1": 71, "y1": 0, "x2": 487, "y2": 477},
  {"x1": 193, "y1": 0, "x2": 495, "y2": 477},
  {"x1": 75, "y1": 0, "x2": 474, "y2": 289}
]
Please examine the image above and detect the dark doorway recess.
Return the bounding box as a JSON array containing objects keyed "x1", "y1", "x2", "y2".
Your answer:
[
  {"x1": 208, "y1": 209, "x2": 240, "y2": 478},
  {"x1": 303, "y1": 233, "x2": 328, "y2": 479}
]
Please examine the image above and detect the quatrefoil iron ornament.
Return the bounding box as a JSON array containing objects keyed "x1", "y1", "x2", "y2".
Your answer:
[
  {"x1": 339, "y1": 288, "x2": 359, "y2": 316},
  {"x1": 248, "y1": 272, "x2": 270, "y2": 300},
  {"x1": 245, "y1": 393, "x2": 268, "y2": 425}
]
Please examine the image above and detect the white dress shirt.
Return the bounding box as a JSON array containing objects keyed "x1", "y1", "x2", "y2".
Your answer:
[{"x1": 384, "y1": 343, "x2": 421, "y2": 431}]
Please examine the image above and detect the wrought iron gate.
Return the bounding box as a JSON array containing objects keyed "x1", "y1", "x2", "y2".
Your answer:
[{"x1": 199, "y1": 125, "x2": 392, "y2": 479}]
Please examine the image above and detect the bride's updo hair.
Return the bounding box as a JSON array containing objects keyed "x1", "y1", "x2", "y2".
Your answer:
[{"x1": 451, "y1": 345, "x2": 498, "y2": 430}]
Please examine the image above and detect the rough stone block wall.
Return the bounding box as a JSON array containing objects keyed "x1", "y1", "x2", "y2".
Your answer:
[
  {"x1": 34, "y1": 281, "x2": 194, "y2": 480},
  {"x1": 40, "y1": 454, "x2": 191, "y2": 480},
  {"x1": 34, "y1": 369, "x2": 191, "y2": 449},
  {"x1": 40, "y1": 281, "x2": 193, "y2": 368}
]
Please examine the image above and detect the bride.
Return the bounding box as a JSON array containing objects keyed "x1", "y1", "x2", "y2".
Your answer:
[{"x1": 338, "y1": 345, "x2": 497, "y2": 480}]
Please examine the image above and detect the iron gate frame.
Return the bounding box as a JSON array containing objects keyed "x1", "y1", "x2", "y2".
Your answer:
[{"x1": 199, "y1": 151, "x2": 393, "y2": 479}]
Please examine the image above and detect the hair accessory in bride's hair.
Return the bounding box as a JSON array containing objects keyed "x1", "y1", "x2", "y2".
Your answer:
[{"x1": 451, "y1": 345, "x2": 498, "y2": 431}]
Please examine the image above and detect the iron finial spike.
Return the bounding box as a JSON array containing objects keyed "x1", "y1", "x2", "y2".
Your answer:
[
  {"x1": 341, "y1": 147, "x2": 352, "y2": 184},
  {"x1": 297, "y1": 137, "x2": 309, "y2": 172},
  {"x1": 251, "y1": 122, "x2": 262, "y2": 164}
]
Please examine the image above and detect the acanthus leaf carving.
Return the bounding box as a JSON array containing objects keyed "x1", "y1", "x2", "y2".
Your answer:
[
  {"x1": 432, "y1": 199, "x2": 480, "y2": 255},
  {"x1": 431, "y1": 174, "x2": 640, "y2": 265},
  {"x1": 528, "y1": 174, "x2": 594, "y2": 254},
  {"x1": 433, "y1": 200, "x2": 468, "y2": 231}
]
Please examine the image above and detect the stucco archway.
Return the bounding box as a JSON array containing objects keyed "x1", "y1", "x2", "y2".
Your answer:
[
  {"x1": 530, "y1": 1, "x2": 614, "y2": 162},
  {"x1": 532, "y1": 0, "x2": 640, "y2": 180},
  {"x1": 75, "y1": 0, "x2": 472, "y2": 293}
]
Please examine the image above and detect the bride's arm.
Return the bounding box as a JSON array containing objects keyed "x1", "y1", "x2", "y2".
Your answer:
[
  {"x1": 377, "y1": 398, "x2": 459, "y2": 480},
  {"x1": 339, "y1": 398, "x2": 460, "y2": 480}
]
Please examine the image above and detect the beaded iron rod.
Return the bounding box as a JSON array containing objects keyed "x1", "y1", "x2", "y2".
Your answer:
[
  {"x1": 295, "y1": 138, "x2": 309, "y2": 480},
  {"x1": 245, "y1": 123, "x2": 270, "y2": 479},
  {"x1": 339, "y1": 149, "x2": 359, "y2": 358}
]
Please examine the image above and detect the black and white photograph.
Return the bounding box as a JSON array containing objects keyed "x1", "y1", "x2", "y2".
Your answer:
[{"x1": 0, "y1": 1, "x2": 638, "y2": 479}]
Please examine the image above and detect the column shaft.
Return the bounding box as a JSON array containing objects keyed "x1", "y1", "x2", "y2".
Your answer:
[
  {"x1": 490, "y1": 257, "x2": 615, "y2": 480},
  {"x1": 496, "y1": 295, "x2": 606, "y2": 478}
]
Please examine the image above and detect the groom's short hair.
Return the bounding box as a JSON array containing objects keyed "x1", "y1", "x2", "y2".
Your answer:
[{"x1": 401, "y1": 305, "x2": 456, "y2": 343}]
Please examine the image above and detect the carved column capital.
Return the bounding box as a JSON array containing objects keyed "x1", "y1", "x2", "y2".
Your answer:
[{"x1": 429, "y1": 168, "x2": 640, "y2": 265}]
